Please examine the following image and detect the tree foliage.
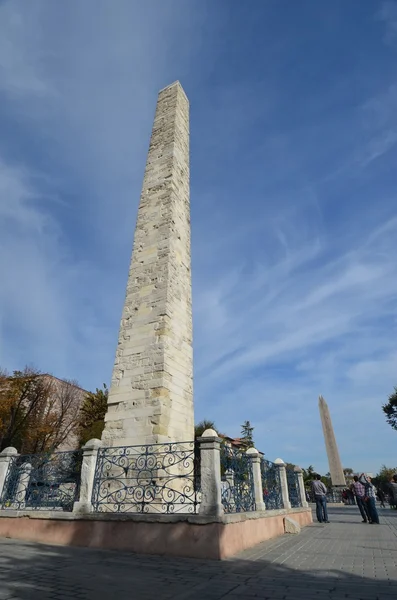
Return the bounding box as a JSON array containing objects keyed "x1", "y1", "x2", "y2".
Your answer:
[
  {"x1": 372, "y1": 465, "x2": 397, "y2": 488},
  {"x1": 77, "y1": 384, "x2": 108, "y2": 446},
  {"x1": 301, "y1": 466, "x2": 331, "y2": 489},
  {"x1": 382, "y1": 386, "x2": 397, "y2": 431},
  {"x1": 320, "y1": 475, "x2": 331, "y2": 489},
  {"x1": 194, "y1": 419, "x2": 217, "y2": 439},
  {"x1": 193, "y1": 419, "x2": 218, "y2": 489},
  {"x1": 343, "y1": 467, "x2": 354, "y2": 483},
  {"x1": 0, "y1": 367, "x2": 82, "y2": 453},
  {"x1": 240, "y1": 420, "x2": 254, "y2": 448},
  {"x1": 302, "y1": 465, "x2": 315, "y2": 484}
]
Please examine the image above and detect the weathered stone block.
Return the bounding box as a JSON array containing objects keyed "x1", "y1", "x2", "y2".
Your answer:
[{"x1": 284, "y1": 516, "x2": 301, "y2": 534}]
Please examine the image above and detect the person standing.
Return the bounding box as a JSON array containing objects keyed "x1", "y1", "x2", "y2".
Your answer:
[
  {"x1": 347, "y1": 488, "x2": 356, "y2": 505},
  {"x1": 351, "y1": 476, "x2": 370, "y2": 523},
  {"x1": 388, "y1": 475, "x2": 397, "y2": 509},
  {"x1": 312, "y1": 474, "x2": 329, "y2": 523},
  {"x1": 359, "y1": 474, "x2": 380, "y2": 524},
  {"x1": 376, "y1": 487, "x2": 386, "y2": 509}
]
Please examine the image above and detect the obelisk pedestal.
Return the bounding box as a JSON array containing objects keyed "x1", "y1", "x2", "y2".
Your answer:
[
  {"x1": 102, "y1": 82, "x2": 193, "y2": 448},
  {"x1": 318, "y1": 396, "x2": 346, "y2": 488}
]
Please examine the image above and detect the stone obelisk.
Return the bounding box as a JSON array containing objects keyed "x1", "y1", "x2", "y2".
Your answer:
[
  {"x1": 318, "y1": 396, "x2": 346, "y2": 487},
  {"x1": 102, "y1": 82, "x2": 193, "y2": 447}
]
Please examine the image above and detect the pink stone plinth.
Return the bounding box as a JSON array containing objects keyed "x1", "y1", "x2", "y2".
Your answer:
[{"x1": 0, "y1": 508, "x2": 312, "y2": 560}]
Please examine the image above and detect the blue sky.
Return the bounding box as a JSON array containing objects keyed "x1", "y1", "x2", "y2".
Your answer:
[{"x1": 0, "y1": 0, "x2": 396, "y2": 475}]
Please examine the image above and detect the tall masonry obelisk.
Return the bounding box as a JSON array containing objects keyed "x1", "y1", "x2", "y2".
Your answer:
[
  {"x1": 318, "y1": 396, "x2": 346, "y2": 487},
  {"x1": 102, "y1": 82, "x2": 193, "y2": 446}
]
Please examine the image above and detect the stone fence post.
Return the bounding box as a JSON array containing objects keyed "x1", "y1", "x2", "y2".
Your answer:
[
  {"x1": 246, "y1": 448, "x2": 266, "y2": 511},
  {"x1": 73, "y1": 438, "x2": 102, "y2": 513},
  {"x1": 197, "y1": 429, "x2": 224, "y2": 516},
  {"x1": 294, "y1": 466, "x2": 309, "y2": 508},
  {"x1": 0, "y1": 447, "x2": 18, "y2": 501},
  {"x1": 274, "y1": 458, "x2": 291, "y2": 509}
]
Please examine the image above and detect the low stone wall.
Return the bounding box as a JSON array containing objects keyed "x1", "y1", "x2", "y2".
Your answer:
[{"x1": 0, "y1": 507, "x2": 312, "y2": 560}]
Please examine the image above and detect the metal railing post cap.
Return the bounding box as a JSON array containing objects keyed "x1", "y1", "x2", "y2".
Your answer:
[
  {"x1": 201, "y1": 428, "x2": 218, "y2": 437},
  {"x1": 274, "y1": 458, "x2": 285, "y2": 466},
  {"x1": 82, "y1": 438, "x2": 102, "y2": 450},
  {"x1": 246, "y1": 447, "x2": 259, "y2": 456},
  {"x1": 0, "y1": 447, "x2": 18, "y2": 457}
]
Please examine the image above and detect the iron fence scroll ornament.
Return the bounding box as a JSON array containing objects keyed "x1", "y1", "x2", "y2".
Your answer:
[
  {"x1": 286, "y1": 468, "x2": 302, "y2": 508},
  {"x1": 260, "y1": 458, "x2": 283, "y2": 510},
  {"x1": 91, "y1": 441, "x2": 199, "y2": 513},
  {"x1": 326, "y1": 490, "x2": 342, "y2": 504},
  {"x1": 220, "y1": 445, "x2": 255, "y2": 513},
  {"x1": 0, "y1": 450, "x2": 82, "y2": 511}
]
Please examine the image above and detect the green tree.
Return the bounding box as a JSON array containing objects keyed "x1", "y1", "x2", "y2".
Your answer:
[
  {"x1": 194, "y1": 419, "x2": 217, "y2": 439},
  {"x1": 302, "y1": 465, "x2": 315, "y2": 484},
  {"x1": 321, "y1": 473, "x2": 332, "y2": 489},
  {"x1": 382, "y1": 386, "x2": 397, "y2": 430},
  {"x1": 372, "y1": 465, "x2": 397, "y2": 489},
  {"x1": 193, "y1": 420, "x2": 217, "y2": 490},
  {"x1": 240, "y1": 420, "x2": 254, "y2": 448},
  {"x1": 78, "y1": 384, "x2": 108, "y2": 446},
  {"x1": 0, "y1": 367, "x2": 81, "y2": 453},
  {"x1": 343, "y1": 467, "x2": 354, "y2": 483}
]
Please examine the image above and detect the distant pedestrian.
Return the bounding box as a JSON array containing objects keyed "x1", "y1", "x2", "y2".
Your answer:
[
  {"x1": 388, "y1": 475, "x2": 397, "y2": 509},
  {"x1": 359, "y1": 474, "x2": 380, "y2": 524},
  {"x1": 376, "y1": 488, "x2": 386, "y2": 509},
  {"x1": 311, "y1": 474, "x2": 329, "y2": 523},
  {"x1": 351, "y1": 476, "x2": 370, "y2": 523},
  {"x1": 347, "y1": 488, "x2": 355, "y2": 505}
]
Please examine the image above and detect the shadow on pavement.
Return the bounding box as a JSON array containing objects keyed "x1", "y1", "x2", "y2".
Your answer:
[{"x1": 0, "y1": 506, "x2": 396, "y2": 599}]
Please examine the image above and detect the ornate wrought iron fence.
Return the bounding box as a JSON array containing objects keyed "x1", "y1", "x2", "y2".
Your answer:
[
  {"x1": 306, "y1": 489, "x2": 342, "y2": 504},
  {"x1": 0, "y1": 450, "x2": 82, "y2": 511},
  {"x1": 326, "y1": 490, "x2": 343, "y2": 503},
  {"x1": 286, "y1": 469, "x2": 302, "y2": 508},
  {"x1": 260, "y1": 458, "x2": 283, "y2": 510},
  {"x1": 220, "y1": 445, "x2": 255, "y2": 513},
  {"x1": 91, "y1": 441, "x2": 200, "y2": 514}
]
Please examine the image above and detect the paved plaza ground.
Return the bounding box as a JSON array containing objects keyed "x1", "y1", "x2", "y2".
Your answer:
[{"x1": 0, "y1": 506, "x2": 397, "y2": 599}]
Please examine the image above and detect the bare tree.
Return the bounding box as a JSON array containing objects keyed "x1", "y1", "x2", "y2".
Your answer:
[
  {"x1": 24, "y1": 376, "x2": 83, "y2": 453},
  {"x1": 0, "y1": 367, "x2": 52, "y2": 452},
  {"x1": 0, "y1": 367, "x2": 83, "y2": 454}
]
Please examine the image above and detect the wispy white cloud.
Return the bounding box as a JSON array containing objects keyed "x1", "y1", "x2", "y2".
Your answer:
[
  {"x1": 0, "y1": 6, "x2": 53, "y2": 97},
  {"x1": 0, "y1": 154, "x2": 107, "y2": 376},
  {"x1": 193, "y1": 87, "x2": 397, "y2": 471},
  {"x1": 0, "y1": 0, "x2": 203, "y2": 379},
  {"x1": 0, "y1": 1, "x2": 396, "y2": 476},
  {"x1": 195, "y1": 213, "x2": 397, "y2": 377},
  {"x1": 0, "y1": 1, "x2": 204, "y2": 235},
  {"x1": 378, "y1": 1, "x2": 397, "y2": 46}
]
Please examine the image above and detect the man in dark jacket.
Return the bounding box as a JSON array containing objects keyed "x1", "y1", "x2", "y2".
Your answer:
[
  {"x1": 376, "y1": 487, "x2": 386, "y2": 508},
  {"x1": 311, "y1": 474, "x2": 329, "y2": 523}
]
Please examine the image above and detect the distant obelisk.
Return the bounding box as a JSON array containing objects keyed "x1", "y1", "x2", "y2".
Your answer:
[
  {"x1": 318, "y1": 396, "x2": 346, "y2": 487},
  {"x1": 102, "y1": 82, "x2": 194, "y2": 446}
]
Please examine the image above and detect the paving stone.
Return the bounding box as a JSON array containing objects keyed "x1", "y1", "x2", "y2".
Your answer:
[{"x1": 0, "y1": 507, "x2": 397, "y2": 599}]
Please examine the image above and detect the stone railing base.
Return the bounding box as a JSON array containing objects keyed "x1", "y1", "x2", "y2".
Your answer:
[{"x1": 0, "y1": 507, "x2": 312, "y2": 560}]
